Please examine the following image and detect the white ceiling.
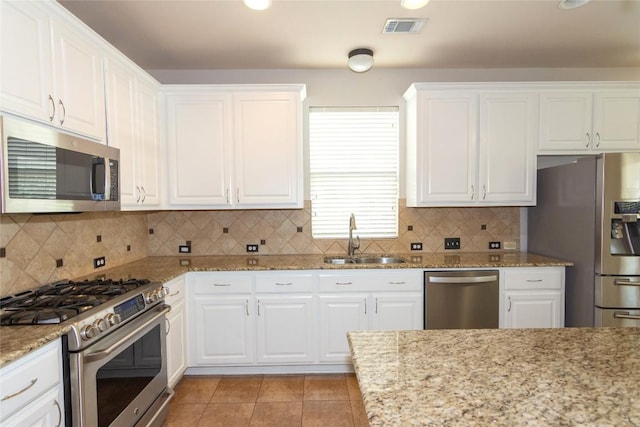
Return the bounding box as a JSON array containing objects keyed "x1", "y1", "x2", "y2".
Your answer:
[{"x1": 58, "y1": 0, "x2": 640, "y2": 71}]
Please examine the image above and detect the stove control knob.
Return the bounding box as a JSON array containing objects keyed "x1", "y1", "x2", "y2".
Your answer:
[
  {"x1": 145, "y1": 292, "x2": 158, "y2": 304},
  {"x1": 80, "y1": 325, "x2": 99, "y2": 341},
  {"x1": 106, "y1": 313, "x2": 121, "y2": 326},
  {"x1": 93, "y1": 318, "x2": 108, "y2": 332}
]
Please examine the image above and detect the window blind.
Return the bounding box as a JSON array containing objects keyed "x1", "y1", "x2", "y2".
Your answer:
[{"x1": 309, "y1": 107, "x2": 399, "y2": 239}]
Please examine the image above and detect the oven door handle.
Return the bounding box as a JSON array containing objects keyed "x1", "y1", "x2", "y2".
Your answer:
[
  {"x1": 84, "y1": 305, "x2": 171, "y2": 363},
  {"x1": 614, "y1": 279, "x2": 640, "y2": 287}
]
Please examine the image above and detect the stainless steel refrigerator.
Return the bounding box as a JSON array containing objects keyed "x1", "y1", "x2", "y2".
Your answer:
[{"x1": 528, "y1": 153, "x2": 640, "y2": 327}]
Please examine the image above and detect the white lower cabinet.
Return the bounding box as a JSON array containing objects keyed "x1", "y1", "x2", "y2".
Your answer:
[
  {"x1": 317, "y1": 270, "x2": 423, "y2": 364},
  {"x1": 501, "y1": 267, "x2": 565, "y2": 328},
  {"x1": 0, "y1": 340, "x2": 64, "y2": 427},
  {"x1": 165, "y1": 276, "x2": 187, "y2": 388}
]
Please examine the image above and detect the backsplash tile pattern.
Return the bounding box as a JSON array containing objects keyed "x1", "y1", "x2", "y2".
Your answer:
[
  {"x1": 0, "y1": 212, "x2": 148, "y2": 297},
  {"x1": 147, "y1": 200, "x2": 520, "y2": 257},
  {"x1": 1, "y1": 201, "x2": 520, "y2": 297}
]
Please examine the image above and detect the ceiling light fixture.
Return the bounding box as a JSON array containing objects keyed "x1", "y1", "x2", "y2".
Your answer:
[
  {"x1": 401, "y1": 0, "x2": 430, "y2": 10},
  {"x1": 558, "y1": 0, "x2": 592, "y2": 9},
  {"x1": 244, "y1": 0, "x2": 271, "y2": 11},
  {"x1": 347, "y1": 48, "x2": 374, "y2": 73}
]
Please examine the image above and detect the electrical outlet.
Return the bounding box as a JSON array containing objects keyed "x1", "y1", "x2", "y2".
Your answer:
[
  {"x1": 444, "y1": 237, "x2": 461, "y2": 250},
  {"x1": 504, "y1": 241, "x2": 517, "y2": 250},
  {"x1": 246, "y1": 244, "x2": 259, "y2": 253},
  {"x1": 93, "y1": 256, "x2": 106, "y2": 269},
  {"x1": 489, "y1": 241, "x2": 501, "y2": 250},
  {"x1": 410, "y1": 242, "x2": 423, "y2": 251},
  {"x1": 179, "y1": 245, "x2": 191, "y2": 253}
]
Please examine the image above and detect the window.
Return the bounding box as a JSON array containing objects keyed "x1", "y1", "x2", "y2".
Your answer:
[{"x1": 309, "y1": 107, "x2": 399, "y2": 239}]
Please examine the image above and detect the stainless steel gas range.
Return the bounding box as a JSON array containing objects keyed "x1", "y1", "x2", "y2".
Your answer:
[{"x1": 0, "y1": 278, "x2": 174, "y2": 427}]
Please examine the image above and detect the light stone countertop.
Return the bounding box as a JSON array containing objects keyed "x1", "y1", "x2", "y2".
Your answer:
[
  {"x1": 0, "y1": 252, "x2": 571, "y2": 367},
  {"x1": 348, "y1": 328, "x2": 640, "y2": 426}
]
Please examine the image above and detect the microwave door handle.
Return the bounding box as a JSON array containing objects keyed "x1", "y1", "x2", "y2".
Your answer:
[{"x1": 84, "y1": 305, "x2": 170, "y2": 363}]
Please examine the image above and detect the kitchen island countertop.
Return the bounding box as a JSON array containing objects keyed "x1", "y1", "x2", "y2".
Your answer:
[{"x1": 348, "y1": 328, "x2": 640, "y2": 426}]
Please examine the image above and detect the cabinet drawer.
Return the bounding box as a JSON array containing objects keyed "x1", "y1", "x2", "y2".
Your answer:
[
  {"x1": 190, "y1": 273, "x2": 253, "y2": 294},
  {"x1": 0, "y1": 340, "x2": 61, "y2": 421},
  {"x1": 318, "y1": 270, "x2": 421, "y2": 292},
  {"x1": 504, "y1": 268, "x2": 563, "y2": 290},
  {"x1": 164, "y1": 276, "x2": 186, "y2": 305},
  {"x1": 255, "y1": 272, "x2": 313, "y2": 293}
]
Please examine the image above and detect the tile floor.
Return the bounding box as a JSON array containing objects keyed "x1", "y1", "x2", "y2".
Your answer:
[{"x1": 166, "y1": 374, "x2": 370, "y2": 427}]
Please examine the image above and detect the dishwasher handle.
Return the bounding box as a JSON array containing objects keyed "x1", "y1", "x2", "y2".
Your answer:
[{"x1": 428, "y1": 274, "x2": 498, "y2": 284}]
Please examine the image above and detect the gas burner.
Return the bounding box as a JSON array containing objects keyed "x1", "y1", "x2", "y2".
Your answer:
[{"x1": 0, "y1": 278, "x2": 157, "y2": 326}]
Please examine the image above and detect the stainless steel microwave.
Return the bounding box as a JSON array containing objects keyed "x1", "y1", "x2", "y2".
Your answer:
[{"x1": 0, "y1": 116, "x2": 120, "y2": 213}]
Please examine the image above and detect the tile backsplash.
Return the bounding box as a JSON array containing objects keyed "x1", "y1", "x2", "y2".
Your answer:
[{"x1": 0, "y1": 200, "x2": 520, "y2": 297}]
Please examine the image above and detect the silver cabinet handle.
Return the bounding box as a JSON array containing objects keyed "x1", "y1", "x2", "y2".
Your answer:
[
  {"x1": 54, "y1": 399, "x2": 62, "y2": 427},
  {"x1": 245, "y1": 299, "x2": 249, "y2": 316},
  {"x1": 135, "y1": 186, "x2": 141, "y2": 203},
  {"x1": 507, "y1": 296, "x2": 512, "y2": 312},
  {"x1": 1, "y1": 378, "x2": 37, "y2": 401},
  {"x1": 364, "y1": 298, "x2": 367, "y2": 315},
  {"x1": 48, "y1": 95, "x2": 55, "y2": 121},
  {"x1": 257, "y1": 299, "x2": 261, "y2": 316},
  {"x1": 585, "y1": 132, "x2": 591, "y2": 147},
  {"x1": 614, "y1": 311, "x2": 640, "y2": 320},
  {"x1": 471, "y1": 184, "x2": 475, "y2": 200},
  {"x1": 336, "y1": 281, "x2": 353, "y2": 286},
  {"x1": 482, "y1": 185, "x2": 487, "y2": 200},
  {"x1": 165, "y1": 318, "x2": 171, "y2": 335},
  {"x1": 226, "y1": 188, "x2": 230, "y2": 204},
  {"x1": 237, "y1": 188, "x2": 240, "y2": 204},
  {"x1": 595, "y1": 132, "x2": 601, "y2": 147},
  {"x1": 375, "y1": 297, "x2": 378, "y2": 314},
  {"x1": 614, "y1": 279, "x2": 640, "y2": 287},
  {"x1": 213, "y1": 283, "x2": 231, "y2": 287},
  {"x1": 168, "y1": 290, "x2": 181, "y2": 297},
  {"x1": 526, "y1": 279, "x2": 543, "y2": 282},
  {"x1": 389, "y1": 281, "x2": 406, "y2": 285},
  {"x1": 275, "y1": 282, "x2": 293, "y2": 286},
  {"x1": 58, "y1": 99, "x2": 66, "y2": 125},
  {"x1": 140, "y1": 186, "x2": 146, "y2": 203}
]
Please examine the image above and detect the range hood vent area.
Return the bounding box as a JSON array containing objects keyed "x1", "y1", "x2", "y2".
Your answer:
[{"x1": 383, "y1": 18, "x2": 426, "y2": 34}]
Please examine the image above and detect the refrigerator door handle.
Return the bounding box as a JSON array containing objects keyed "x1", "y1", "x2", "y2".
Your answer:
[
  {"x1": 613, "y1": 311, "x2": 640, "y2": 320},
  {"x1": 614, "y1": 279, "x2": 640, "y2": 287}
]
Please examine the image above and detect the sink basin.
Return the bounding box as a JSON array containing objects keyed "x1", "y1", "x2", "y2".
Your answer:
[
  {"x1": 353, "y1": 257, "x2": 406, "y2": 264},
  {"x1": 323, "y1": 256, "x2": 406, "y2": 265}
]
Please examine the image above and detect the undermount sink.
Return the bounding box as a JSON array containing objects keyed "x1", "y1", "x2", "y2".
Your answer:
[{"x1": 323, "y1": 256, "x2": 406, "y2": 265}]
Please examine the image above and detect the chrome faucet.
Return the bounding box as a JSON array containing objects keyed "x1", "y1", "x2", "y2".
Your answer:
[{"x1": 348, "y1": 213, "x2": 360, "y2": 256}]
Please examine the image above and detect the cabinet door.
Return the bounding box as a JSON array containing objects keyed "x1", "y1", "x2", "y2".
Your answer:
[
  {"x1": 479, "y1": 92, "x2": 537, "y2": 205},
  {"x1": 255, "y1": 296, "x2": 314, "y2": 364},
  {"x1": 503, "y1": 291, "x2": 562, "y2": 328},
  {"x1": 166, "y1": 300, "x2": 187, "y2": 388},
  {"x1": 51, "y1": 17, "x2": 105, "y2": 141},
  {"x1": 166, "y1": 94, "x2": 232, "y2": 207},
  {"x1": 414, "y1": 92, "x2": 478, "y2": 204},
  {"x1": 105, "y1": 58, "x2": 138, "y2": 206},
  {"x1": 233, "y1": 92, "x2": 302, "y2": 208},
  {"x1": 1, "y1": 387, "x2": 63, "y2": 427},
  {"x1": 539, "y1": 92, "x2": 593, "y2": 152},
  {"x1": 191, "y1": 296, "x2": 254, "y2": 365},
  {"x1": 318, "y1": 295, "x2": 368, "y2": 363},
  {"x1": 0, "y1": 1, "x2": 53, "y2": 123},
  {"x1": 136, "y1": 78, "x2": 162, "y2": 208},
  {"x1": 372, "y1": 293, "x2": 423, "y2": 331},
  {"x1": 593, "y1": 91, "x2": 640, "y2": 151}
]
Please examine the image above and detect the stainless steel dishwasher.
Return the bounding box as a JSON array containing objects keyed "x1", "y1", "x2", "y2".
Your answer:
[{"x1": 424, "y1": 270, "x2": 499, "y2": 329}]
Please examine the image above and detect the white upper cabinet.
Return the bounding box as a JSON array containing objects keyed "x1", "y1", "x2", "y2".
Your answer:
[
  {"x1": 539, "y1": 84, "x2": 640, "y2": 154},
  {"x1": 105, "y1": 55, "x2": 162, "y2": 209},
  {"x1": 405, "y1": 84, "x2": 537, "y2": 207},
  {"x1": 163, "y1": 85, "x2": 305, "y2": 210},
  {"x1": 0, "y1": 0, "x2": 106, "y2": 141}
]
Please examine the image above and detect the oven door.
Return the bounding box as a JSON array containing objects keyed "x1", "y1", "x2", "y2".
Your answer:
[
  {"x1": 595, "y1": 308, "x2": 640, "y2": 327},
  {"x1": 69, "y1": 304, "x2": 172, "y2": 427}
]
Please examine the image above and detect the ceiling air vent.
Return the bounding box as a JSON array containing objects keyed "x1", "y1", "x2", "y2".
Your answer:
[{"x1": 383, "y1": 18, "x2": 426, "y2": 34}]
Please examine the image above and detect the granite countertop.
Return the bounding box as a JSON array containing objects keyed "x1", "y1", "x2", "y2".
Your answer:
[
  {"x1": 348, "y1": 328, "x2": 640, "y2": 426},
  {"x1": 0, "y1": 252, "x2": 570, "y2": 367}
]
